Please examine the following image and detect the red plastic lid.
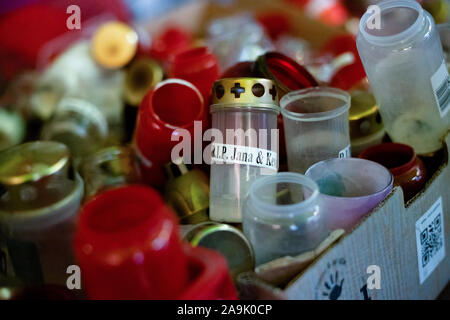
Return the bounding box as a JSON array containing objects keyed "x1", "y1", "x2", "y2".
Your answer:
[{"x1": 256, "y1": 52, "x2": 318, "y2": 96}]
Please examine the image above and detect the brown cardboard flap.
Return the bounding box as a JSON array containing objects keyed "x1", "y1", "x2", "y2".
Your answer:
[{"x1": 254, "y1": 229, "x2": 345, "y2": 287}]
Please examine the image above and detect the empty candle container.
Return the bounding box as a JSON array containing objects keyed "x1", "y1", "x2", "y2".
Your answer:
[
  {"x1": 0, "y1": 141, "x2": 84, "y2": 285},
  {"x1": 164, "y1": 158, "x2": 210, "y2": 224},
  {"x1": 41, "y1": 97, "x2": 108, "y2": 161},
  {"x1": 80, "y1": 146, "x2": 141, "y2": 200},
  {"x1": 170, "y1": 46, "x2": 219, "y2": 103},
  {"x1": 243, "y1": 172, "x2": 326, "y2": 266},
  {"x1": 133, "y1": 79, "x2": 205, "y2": 187},
  {"x1": 357, "y1": 0, "x2": 450, "y2": 155},
  {"x1": 209, "y1": 78, "x2": 280, "y2": 223},
  {"x1": 74, "y1": 185, "x2": 237, "y2": 300},
  {"x1": 359, "y1": 143, "x2": 427, "y2": 202},
  {"x1": 305, "y1": 158, "x2": 393, "y2": 232},
  {"x1": 183, "y1": 222, "x2": 254, "y2": 280},
  {"x1": 280, "y1": 87, "x2": 351, "y2": 174},
  {"x1": 349, "y1": 91, "x2": 385, "y2": 156}
]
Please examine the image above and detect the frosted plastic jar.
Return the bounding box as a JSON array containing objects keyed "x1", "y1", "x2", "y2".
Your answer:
[
  {"x1": 357, "y1": 0, "x2": 450, "y2": 154},
  {"x1": 209, "y1": 78, "x2": 280, "y2": 223},
  {"x1": 243, "y1": 172, "x2": 326, "y2": 266}
]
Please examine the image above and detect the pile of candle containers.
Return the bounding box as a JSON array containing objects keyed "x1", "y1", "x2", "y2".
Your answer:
[{"x1": 0, "y1": 0, "x2": 449, "y2": 299}]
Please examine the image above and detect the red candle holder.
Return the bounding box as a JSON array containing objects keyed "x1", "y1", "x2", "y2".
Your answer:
[
  {"x1": 134, "y1": 79, "x2": 205, "y2": 187},
  {"x1": 74, "y1": 185, "x2": 189, "y2": 300},
  {"x1": 150, "y1": 26, "x2": 192, "y2": 66},
  {"x1": 320, "y1": 34, "x2": 366, "y2": 91},
  {"x1": 179, "y1": 245, "x2": 238, "y2": 300},
  {"x1": 359, "y1": 143, "x2": 428, "y2": 202},
  {"x1": 169, "y1": 46, "x2": 219, "y2": 103}
]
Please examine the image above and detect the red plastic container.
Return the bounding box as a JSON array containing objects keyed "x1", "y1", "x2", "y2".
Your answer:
[
  {"x1": 150, "y1": 26, "x2": 192, "y2": 66},
  {"x1": 179, "y1": 245, "x2": 237, "y2": 300},
  {"x1": 74, "y1": 185, "x2": 237, "y2": 300},
  {"x1": 320, "y1": 34, "x2": 366, "y2": 91},
  {"x1": 74, "y1": 185, "x2": 189, "y2": 299},
  {"x1": 359, "y1": 143, "x2": 427, "y2": 202},
  {"x1": 169, "y1": 46, "x2": 219, "y2": 103},
  {"x1": 134, "y1": 79, "x2": 205, "y2": 187}
]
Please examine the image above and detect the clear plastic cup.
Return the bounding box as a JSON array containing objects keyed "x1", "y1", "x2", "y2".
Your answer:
[
  {"x1": 280, "y1": 87, "x2": 351, "y2": 174},
  {"x1": 357, "y1": 0, "x2": 450, "y2": 155},
  {"x1": 305, "y1": 158, "x2": 394, "y2": 232},
  {"x1": 243, "y1": 172, "x2": 327, "y2": 266}
]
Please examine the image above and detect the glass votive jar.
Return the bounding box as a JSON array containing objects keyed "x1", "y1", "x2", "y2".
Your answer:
[
  {"x1": 305, "y1": 158, "x2": 393, "y2": 232},
  {"x1": 357, "y1": 0, "x2": 450, "y2": 155},
  {"x1": 280, "y1": 87, "x2": 351, "y2": 174},
  {"x1": 209, "y1": 78, "x2": 280, "y2": 223},
  {"x1": 359, "y1": 142, "x2": 427, "y2": 203},
  {"x1": 243, "y1": 172, "x2": 326, "y2": 266},
  {"x1": 0, "y1": 141, "x2": 84, "y2": 285}
]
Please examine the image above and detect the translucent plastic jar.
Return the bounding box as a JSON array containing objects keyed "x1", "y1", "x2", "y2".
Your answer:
[
  {"x1": 209, "y1": 78, "x2": 280, "y2": 223},
  {"x1": 243, "y1": 172, "x2": 326, "y2": 266},
  {"x1": 357, "y1": 0, "x2": 450, "y2": 154}
]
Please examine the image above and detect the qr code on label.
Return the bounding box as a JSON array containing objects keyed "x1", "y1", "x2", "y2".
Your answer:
[
  {"x1": 420, "y1": 215, "x2": 443, "y2": 268},
  {"x1": 416, "y1": 197, "x2": 446, "y2": 284}
]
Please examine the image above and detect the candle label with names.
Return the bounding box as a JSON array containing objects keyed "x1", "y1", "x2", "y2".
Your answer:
[{"x1": 211, "y1": 143, "x2": 278, "y2": 171}]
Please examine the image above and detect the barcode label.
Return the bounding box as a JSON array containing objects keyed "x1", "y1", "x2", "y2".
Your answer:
[
  {"x1": 415, "y1": 197, "x2": 446, "y2": 284},
  {"x1": 431, "y1": 61, "x2": 450, "y2": 117}
]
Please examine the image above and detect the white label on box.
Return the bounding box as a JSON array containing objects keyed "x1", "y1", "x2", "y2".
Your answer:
[
  {"x1": 211, "y1": 143, "x2": 278, "y2": 171},
  {"x1": 415, "y1": 197, "x2": 446, "y2": 284},
  {"x1": 431, "y1": 61, "x2": 450, "y2": 118},
  {"x1": 338, "y1": 145, "x2": 351, "y2": 158}
]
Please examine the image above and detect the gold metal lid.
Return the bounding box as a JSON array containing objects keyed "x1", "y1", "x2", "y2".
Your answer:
[
  {"x1": 81, "y1": 146, "x2": 141, "y2": 198},
  {"x1": 211, "y1": 78, "x2": 279, "y2": 111},
  {"x1": 0, "y1": 141, "x2": 69, "y2": 186},
  {"x1": 124, "y1": 58, "x2": 163, "y2": 106},
  {"x1": 184, "y1": 222, "x2": 255, "y2": 280},
  {"x1": 349, "y1": 91, "x2": 384, "y2": 139},
  {"x1": 91, "y1": 21, "x2": 138, "y2": 69},
  {"x1": 164, "y1": 159, "x2": 209, "y2": 225}
]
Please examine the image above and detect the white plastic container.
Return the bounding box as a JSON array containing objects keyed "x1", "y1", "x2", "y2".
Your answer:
[
  {"x1": 280, "y1": 87, "x2": 351, "y2": 174},
  {"x1": 243, "y1": 172, "x2": 326, "y2": 266},
  {"x1": 357, "y1": 0, "x2": 450, "y2": 155},
  {"x1": 209, "y1": 78, "x2": 279, "y2": 223}
]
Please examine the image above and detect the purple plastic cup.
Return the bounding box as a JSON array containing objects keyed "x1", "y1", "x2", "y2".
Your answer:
[{"x1": 305, "y1": 158, "x2": 393, "y2": 232}]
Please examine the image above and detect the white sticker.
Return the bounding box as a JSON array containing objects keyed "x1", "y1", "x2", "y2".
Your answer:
[
  {"x1": 338, "y1": 145, "x2": 351, "y2": 158},
  {"x1": 211, "y1": 143, "x2": 277, "y2": 171},
  {"x1": 415, "y1": 197, "x2": 446, "y2": 284},
  {"x1": 431, "y1": 60, "x2": 450, "y2": 118}
]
